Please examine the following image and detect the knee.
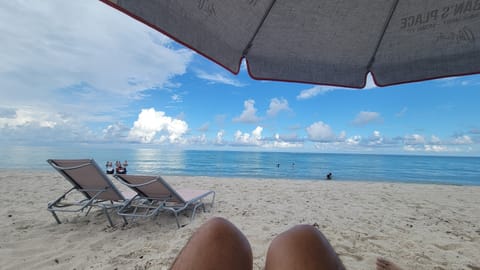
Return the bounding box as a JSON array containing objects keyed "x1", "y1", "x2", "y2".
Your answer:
[
  {"x1": 199, "y1": 217, "x2": 239, "y2": 237},
  {"x1": 266, "y1": 224, "x2": 345, "y2": 270},
  {"x1": 271, "y1": 224, "x2": 323, "y2": 245},
  {"x1": 172, "y1": 217, "x2": 253, "y2": 270},
  {"x1": 203, "y1": 216, "x2": 233, "y2": 228},
  {"x1": 289, "y1": 224, "x2": 319, "y2": 235},
  {"x1": 199, "y1": 217, "x2": 252, "y2": 268},
  {"x1": 291, "y1": 224, "x2": 327, "y2": 241},
  {"x1": 198, "y1": 217, "x2": 252, "y2": 250}
]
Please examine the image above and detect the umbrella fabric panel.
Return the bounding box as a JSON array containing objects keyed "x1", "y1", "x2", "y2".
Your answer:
[
  {"x1": 372, "y1": 0, "x2": 480, "y2": 86},
  {"x1": 101, "y1": 0, "x2": 480, "y2": 88},
  {"x1": 246, "y1": 0, "x2": 396, "y2": 87},
  {"x1": 109, "y1": 0, "x2": 275, "y2": 74}
]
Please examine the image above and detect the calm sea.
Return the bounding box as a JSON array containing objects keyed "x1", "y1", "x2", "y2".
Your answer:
[{"x1": 1, "y1": 145, "x2": 479, "y2": 186}]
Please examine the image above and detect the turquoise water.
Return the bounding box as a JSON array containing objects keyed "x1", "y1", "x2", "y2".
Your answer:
[{"x1": 1, "y1": 145, "x2": 479, "y2": 186}]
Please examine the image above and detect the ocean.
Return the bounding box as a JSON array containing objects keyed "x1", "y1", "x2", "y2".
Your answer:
[{"x1": 1, "y1": 145, "x2": 479, "y2": 186}]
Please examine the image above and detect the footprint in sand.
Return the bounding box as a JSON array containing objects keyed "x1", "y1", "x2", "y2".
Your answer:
[{"x1": 433, "y1": 243, "x2": 462, "y2": 251}]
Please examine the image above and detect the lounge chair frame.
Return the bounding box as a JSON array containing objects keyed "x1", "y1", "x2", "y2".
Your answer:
[
  {"x1": 114, "y1": 175, "x2": 215, "y2": 228},
  {"x1": 47, "y1": 159, "x2": 129, "y2": 227}
]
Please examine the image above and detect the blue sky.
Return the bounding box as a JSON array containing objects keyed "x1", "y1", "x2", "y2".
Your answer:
[{"x1": 0, "y1": 1, "x2": 479, "y2": 156}]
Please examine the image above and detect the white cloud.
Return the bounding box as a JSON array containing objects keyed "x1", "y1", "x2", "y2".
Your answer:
[
  {"x1": 233, "y1": 99, "x2": 261, "y2": 123},
  {"x1": 403, "y1": 145, "x2": 414, "y2": 151},
  {"x1": 0, "y1": 0, "x2": 192, "y2": 134},
  {"x1": 0, "y1": 108, "x2": 95, "y2": 144},
  {"x1": 0, "y1": 109, "x2": 56, "y2": 129},
  {"x1": 231, "y1": 132, "x2": 304, "y2": 148},
  {"x1": 306, "y1": 121, "x2": 335, "y2": 142},
  {"x1": 171, "y1": 94, "x2": 183, "y2": 103},
  {"x1": 233, "y1": 126, "x2": 263, "y2": 146},
  {"x1": 368, "y1": 130, "x2": 384, "y2": 145},
  {"x1": 453, "y1": 135, "x2": 473, "y2": 145},
  {"x1": 297, "y1": 86, "x2": 334, "y2": 100},
  {"x1": 267, "y1": 141, "x2": 302, "y2": 148},
  {"x1": 346, "y1": 135, "x2": 362, "y2": 145},
  {"x1": 404, "y1": 134, "x2": 426, "y2": 145},
  {"x1": 297, "y1": 74, "x2": 377, "y2": 100},
  {"x1": 263, "y1": 133, "x2": 303, "y2": 148},
  {"x1": 267, "y1": 98, "x2": 291, "y2": 117},
  {"x1": 189, "y1": 134, "x2": 207, "y2": 144},
  {"x1": 195, "y1": 69, "x2": 245, "y2": 87},
  {"x1": 430, "y1": 135, "x2": 441, "y2": 144},
  {"x1": 402, "y1": 134, "x2": 450, "y2": 153},
  {"x1": 437, "y1": 76, "x2": 480, "y2": 87},
  {"x1": 240, "y1": 59, "x2": 248, "y2": 72},
  {"x1": 128, "y1": 108, "x2": 188, "y2": 144},
  {"x1": 363, "y1": 73, "x2": 377, "y2": 89},
  {"x1": 103, "y1": 122, "x2": 130, "y2": 140},
  {"x1": 424, "y1": 145, "x2": 448, "y2": 152},
  {"x1": 352, "y1": 111, "x2": 383, "y2": 126},
  {"x1": 215, "y1": 130, "x2": 225, "y2": 145}
]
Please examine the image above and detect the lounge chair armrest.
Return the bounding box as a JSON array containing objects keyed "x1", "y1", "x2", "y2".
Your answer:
[
  {"x1": 49, "y1": 188, "x2": 110, "y2": 211},
  {"x1": 49, "y1": 161, "x2": 93, "y2": 171},
  {"x1": 77, "y1": 187, "x2": 110, "y2": 201},
  {"x1": 114, "y1": 175, "x2": 159, "y2": 187},
  {"x1": 48, "y1": 187, "x2": 77, "y2": 207}
]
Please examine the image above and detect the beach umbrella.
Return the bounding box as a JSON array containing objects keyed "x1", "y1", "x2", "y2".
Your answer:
[{"x1": 100, "y1": 0, "x2": 480, "y2": 88}]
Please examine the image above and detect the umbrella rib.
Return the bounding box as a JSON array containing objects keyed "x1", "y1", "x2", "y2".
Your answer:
[
  {"x1": 242, "y1": 0, "x2": 278, "y2": 57},
  {"x1": 366, "y1": 0, "x2": 400, "y2": 71}
]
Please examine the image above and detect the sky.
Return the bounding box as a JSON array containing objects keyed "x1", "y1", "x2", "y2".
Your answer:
[{"x1": 0, "y1": 1, "x2": 479, "y2": 156}]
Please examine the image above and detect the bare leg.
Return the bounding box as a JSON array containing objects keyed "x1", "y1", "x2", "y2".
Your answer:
[
  {"x1": 170, "y1": 217, "x2": 252, "y2": 270},
  {"x1": 376, "y1": 258, "x2": 403, "y2": 270},
  {"x1": 265, "y1": 224, "x2": 346, "y2": 270}
]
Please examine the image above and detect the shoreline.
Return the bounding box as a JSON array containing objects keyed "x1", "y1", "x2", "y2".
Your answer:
[
  {"x1": 1, "y1": 168, "x2": 479, "y2": 187},
  {"x1": 1, "y1": 171, "x2": 479, "y2": 269}
]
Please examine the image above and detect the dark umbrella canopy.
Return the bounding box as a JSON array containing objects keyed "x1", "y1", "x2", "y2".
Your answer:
[{"x1": 100, "y1": 0, "x2": 480, "y2": 88}]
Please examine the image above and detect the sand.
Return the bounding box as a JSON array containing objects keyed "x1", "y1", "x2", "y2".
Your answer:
[{"x1": 0, "y1": 170, "x2": 479, "y2": 270}]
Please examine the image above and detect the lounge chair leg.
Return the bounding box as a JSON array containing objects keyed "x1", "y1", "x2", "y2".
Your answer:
[
  {"x1": 191, "y1": 203, "x2": 203, "y2": 222},
  {"x1": 190, "y1": 210, "x2": 195, "y2": 223},
  {"x1": 121, "y1": 214, "x2": 128, "y2": 225},
  {"x1": 103, "y1": 208, "x2": 115, "y2": 227},
  {"x1": 210, "y1": 193, "x2": 216, "y2": 209},
  {"x1": 174, "y1": 212, "x2": 180, "y2": 228},
  {"x1": 153, "y1": 209, "x2": 161, "y2": 219},
  {"x1": 51, "y1": 211, "x2": 61, "y2": 224},
  {"x1": 85, "y1": 206, "x2": 93, "y2": 216}
]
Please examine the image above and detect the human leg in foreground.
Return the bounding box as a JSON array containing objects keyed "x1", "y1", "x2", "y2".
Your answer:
[
  {"x1": 265, "y1": 224, "x2": 346, "y2": 270},
  {"x1": 376, "y1": 257, "x2": 403, "y2": 270},
  {"x1": 170, "y1": 217, "x2": 252, "y2": 270}
]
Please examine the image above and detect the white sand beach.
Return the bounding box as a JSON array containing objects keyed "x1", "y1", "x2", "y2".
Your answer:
[{"x1": 1, "y1": 170, "x2": 479, "y2": 269}]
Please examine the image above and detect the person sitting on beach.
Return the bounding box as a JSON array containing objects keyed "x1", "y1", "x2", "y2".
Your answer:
[
  {"x1": 105, "y1": 161, "x2": 114, "y2": 174},
  {"x1": 170, "y1": 217, "x2": 402, "y2": 270},
  {"x1": 326, "y1": 172, "x2": 332, "y2": 180},
  {"x1": 115, "y1": 160, "x2": 126, "y2": 174}
]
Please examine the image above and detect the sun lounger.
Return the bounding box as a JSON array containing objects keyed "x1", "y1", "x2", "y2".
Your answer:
[
  {"x1": 114, "y1": 174, "x2": 215, "y2": 228},
  {"x1": 47, "y1": 159, "x2": 132, "y2": 227}
]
